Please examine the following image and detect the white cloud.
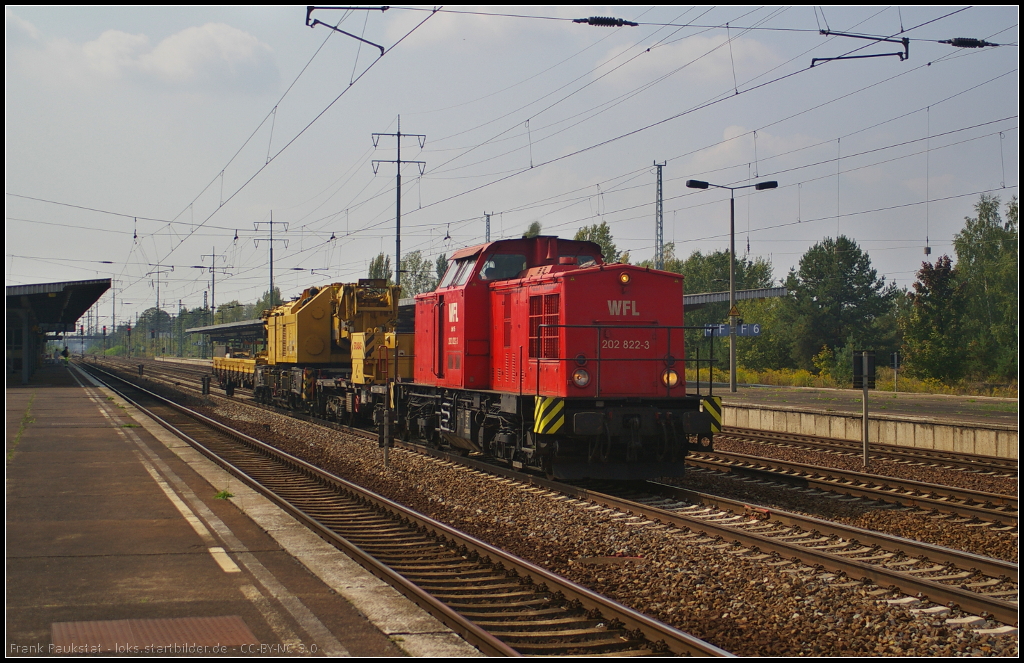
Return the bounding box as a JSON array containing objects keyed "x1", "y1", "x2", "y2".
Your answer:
[
  {"x1": 81, "y1": 30, "x2": 150, "y2": 78},
  {"x1": 9, "y1": 20, "x2": 276, "y2": 92},
  {"x1": 138, "y1": 24, "x2": 273, "y2": 86},
  {"x1": 5, "y1": 7, "x2": 41, "y2": 40}
]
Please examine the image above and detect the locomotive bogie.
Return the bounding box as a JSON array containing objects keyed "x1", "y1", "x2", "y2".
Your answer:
[{"x1": 391, "y1": 383, "x2": 712, "y2": 479}]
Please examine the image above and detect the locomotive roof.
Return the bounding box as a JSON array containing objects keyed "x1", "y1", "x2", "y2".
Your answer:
[{"x1": 448, "y1": 236, "x2": 603, "y2": 261}]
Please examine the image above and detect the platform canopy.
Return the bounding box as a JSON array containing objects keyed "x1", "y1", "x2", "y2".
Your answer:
[
  {"x1": 7, "y1": 278, "x2": 111, "y2": 334},
  {"x1": 185, "y1": 319, "x2": 265, "y2": 343},
  {"x1": 684, "y1": 286, "x2": 789, "y2": 311}
]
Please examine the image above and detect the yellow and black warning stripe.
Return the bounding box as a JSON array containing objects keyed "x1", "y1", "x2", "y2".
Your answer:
[
  {"x1": 702, "y1": 395, "x2": 722, "y2": 433},
  {"x1": 533, "y1": 396, "x2": 565, "y2": 434}
]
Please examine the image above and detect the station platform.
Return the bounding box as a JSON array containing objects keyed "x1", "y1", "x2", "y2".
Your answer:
[
  {"x1": 702, "y1": 383, "x2": 1017, "y2": 459},
  {"x1": 713, "y1": 383, "x2": 1017, "y2": 428},
  {"x1": 6, "y1": 363, "x2": 480, "y2": 657}
]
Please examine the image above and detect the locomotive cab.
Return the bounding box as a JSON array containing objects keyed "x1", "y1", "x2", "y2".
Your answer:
[{"x1": 413, "y1": 236, "x2": 602, "y2": 391}]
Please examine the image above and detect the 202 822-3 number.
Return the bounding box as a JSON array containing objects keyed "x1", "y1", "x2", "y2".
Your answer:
[{"x1": 602, "y1": 339, "x2": 650, "y2": 350}]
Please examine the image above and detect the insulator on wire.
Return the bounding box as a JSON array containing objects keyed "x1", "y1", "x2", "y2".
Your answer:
[
  {"x1": 939, "y1": 38, "x2": 998, "y2": 48},
  {"x1": 573, "y1": 16, "x2": 638, "y2": 27}
]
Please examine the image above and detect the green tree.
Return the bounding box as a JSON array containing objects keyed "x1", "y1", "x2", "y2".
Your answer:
[
  {"x1": 951, "y1": 195, "x2": 1017, "y2": 379},
  {"x1": 399, "y1": 250, "x2": 437, "y2": 297},
  {"x1": 167, "y1": 305, "x2": 214, "y2": 358},
  {"x1": 523, "y1": 221, "x2": 542, "y2": 238},
  {"x1": 680, "y1": 248, "x2": 774, "y2": 370},
  {"x1": 254, "y1": 288, "x2": 283, "y2": 315},
  {"x1": 435, "y1": 253, "x2": 449, "y2": 283},
  {"x1": 786, "y1": 236, "x2": 894, "y2": 370},
  {"x1": 643, "y1": 244, "x2": 774, "y2": 370},
  {"x1": 900, "y1": 255, "x2": 966, "y2": 381},
  {"x1": 574, "y1": 221, "x2": 629, "y2": 263},
  {"x1": 734, "y1": 296, "x2": 795, "y2": 371},
  {"x1": 368, "y1": 253, "x2": 393, "y2": 284},
  {"x1": 134, "y1": 307, "x2": 173, "y2": 357},
  {"x1": 215, "y1": 300, "x2": 247, "y2": 324}
]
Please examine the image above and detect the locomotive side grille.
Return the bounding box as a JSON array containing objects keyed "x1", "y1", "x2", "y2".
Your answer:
[
  {"x1": 528, "y1": 294, "x2": 560, "y2": 359},
  {"x1": 503, "y1": 294, "x2": 512, "y2": 348}
]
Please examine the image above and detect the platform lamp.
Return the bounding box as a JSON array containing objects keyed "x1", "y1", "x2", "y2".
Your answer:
[{"x1": 685, "y1": 178, "x2": 778, "y2": 392}]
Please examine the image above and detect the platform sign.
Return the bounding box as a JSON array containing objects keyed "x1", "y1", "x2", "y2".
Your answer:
[{"x1": 704, "y1": 323, "x2": 761, "y2": 337}]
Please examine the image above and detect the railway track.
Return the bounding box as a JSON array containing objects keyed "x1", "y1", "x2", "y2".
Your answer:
[
  {"x1": 82, "y1": 360, "x2": 1019, "y2": 651},
  {"x1": 721, "y1": 426, "x2": 1017, "y2": 477},
  {"x1": 99, "y1": 356, "x2": 1017, "y2": 503},
  {"x1": 686, "y1": 449, "x2": 1018, "y2": 526},
  {"x1": 95, "y1": 356, "x2": 1018, "y2": 531},
  {"x1": 80, "y1": 363, "x2": 727, "y2": 657},
  {"x1": 591, "y1": 479, "x2": 1018, "y2": 624},
  {"x1": 389, "y1": 446, "x2": 1019, "y2": 627}
]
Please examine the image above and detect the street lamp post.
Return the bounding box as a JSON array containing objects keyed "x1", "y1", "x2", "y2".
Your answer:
[{"x1": 685, "y1": 178, "x2": 778, "y2": 392}]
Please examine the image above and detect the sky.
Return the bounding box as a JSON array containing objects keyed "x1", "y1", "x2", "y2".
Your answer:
[{"x1": 5, "y1": 6, "x2": 1019, "y2": 329}]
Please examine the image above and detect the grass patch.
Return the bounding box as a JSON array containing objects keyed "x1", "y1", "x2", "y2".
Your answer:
[
  {"x1": 120, "y1": 423, "x2": 140, "y2": 428},
  {"x1": 8, "y1": 394, "x2": 36, "y2": 461},
  {"x1": 214, "y1": 489, "x2": 234, "y2": 500},
  {"x1": 691, "y1": 365, "x2": 1018, "y2": 398},
  {"x1": 976, "y1": 402, "x2": 1019, "y2": 412}
]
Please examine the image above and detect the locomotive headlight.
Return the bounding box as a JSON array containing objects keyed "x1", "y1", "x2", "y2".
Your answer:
[
  {"x1": 661, "y1": 368, "x2": 679, "y2": 388},
  {"x1": 571, "y1": 368, "x2": 591, "y2": 388},
  {"x1": 619, "y1": 272, "x2": 631, "y2": 284}
]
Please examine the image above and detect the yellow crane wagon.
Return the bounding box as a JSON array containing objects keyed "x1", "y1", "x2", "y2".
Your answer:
[{"x1": 246, "y1": 279, "x2": 412, "y2": 422}]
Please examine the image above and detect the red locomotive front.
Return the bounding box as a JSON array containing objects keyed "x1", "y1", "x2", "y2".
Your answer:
[
  {"x1": 491, "y1": 263, "x2": 687, "y2": 400},
  {"x1": 407, "y1": 236, "x2": 716, "y2": 479}
]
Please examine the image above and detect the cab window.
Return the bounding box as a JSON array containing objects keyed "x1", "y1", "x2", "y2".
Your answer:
[
  {"x1": 478, "y1": 254, "x2": 528, "y2": 281},
  {"x1": 439, "y1": 257, "x2": 476, "y2": 288}
]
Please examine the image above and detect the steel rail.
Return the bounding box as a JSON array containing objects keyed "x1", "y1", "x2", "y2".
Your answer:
[
  {"x1": 640, "y1": 480, "x2": 1017, "y2": 581},
  {"x1": 393, "y1": 444, "x2": 1018, "y2": 625},
  {"x1": 557, "y1": 484, "x2": 1018, "y2": 625},
  {"x1": 81, "y1": 363, "x2": 729, "y2": 657},
  {"x1": 90, "y1": 361, "x2": 1018, "y2": 624},
  {"x1": 81, "y1": 365, "x2": 518, "y2": 657},
  {"x1": 687, "y1": 450, "x2": 1018, "y2": 524},
  {"x1": 722, "y1": 426, "x2": 1018, "y2": 475}
]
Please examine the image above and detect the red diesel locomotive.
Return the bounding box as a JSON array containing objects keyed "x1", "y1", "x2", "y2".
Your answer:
[{"x1": 400, "y1": 235, "x2": 718, "y2": 480}]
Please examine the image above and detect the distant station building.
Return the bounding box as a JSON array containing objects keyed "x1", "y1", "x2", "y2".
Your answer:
[
  {"x1": 185, "y1": 319, "x2": 266, "y2": 359},
  {"x1": 683, "y1": 286, "x2": 789, "y2": 311},
  {"x1": 6, "y1": 278, "x2": 111, "y2": 383}
]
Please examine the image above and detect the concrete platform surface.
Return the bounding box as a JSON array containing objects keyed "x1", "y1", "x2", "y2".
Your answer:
[
  {"x1": 6, "y1": 363, "x2": 481, "y2": 657},
  {"x1": 709, "y1": 383, "x2": 1017, "y2": 430}
]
